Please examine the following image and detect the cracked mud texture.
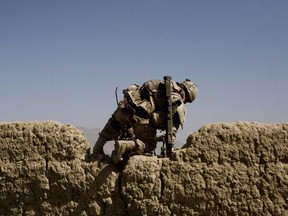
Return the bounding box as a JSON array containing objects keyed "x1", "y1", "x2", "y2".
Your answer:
[{"x1": 0, "y1": 121, "x2": 288, "y2": 215}]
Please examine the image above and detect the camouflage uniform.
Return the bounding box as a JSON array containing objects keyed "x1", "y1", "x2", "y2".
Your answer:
[{"x1": 93, "y1": 79, "x2": 198, "y2": 163}]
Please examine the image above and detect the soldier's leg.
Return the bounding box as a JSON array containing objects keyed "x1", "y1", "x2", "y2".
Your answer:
[
  {"x1": 133, "y1": 124, "x2": 157, "y2": 154},
  {"x1": 93, "y1": 133, "x2": 110, "y2": 155},
  {"x1": 143, "y1": 139, "x2": 157, "y2": 154},
  {"x1": 92, "y1": 117, "x2": 122, "y2": 155},
  {"x1": 92, "y1": 105, "x2": 130, "y2": 155},
  {"x1": 111, "y1": 139, "x2": 145, "y2": 164}
]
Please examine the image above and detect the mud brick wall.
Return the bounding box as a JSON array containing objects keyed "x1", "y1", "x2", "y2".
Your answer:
[{"x1": 1, "y1": 121, "x2": 287, "y2": 215}]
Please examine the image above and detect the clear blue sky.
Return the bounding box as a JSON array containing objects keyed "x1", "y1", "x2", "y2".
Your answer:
[{"x1": 1, "y1": 0, "x2": 287, "y2": 142}]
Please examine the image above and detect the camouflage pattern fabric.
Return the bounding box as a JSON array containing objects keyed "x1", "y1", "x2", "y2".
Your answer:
[{"x1": 98, "y1": 80, "x2": 186, "y2": 153}]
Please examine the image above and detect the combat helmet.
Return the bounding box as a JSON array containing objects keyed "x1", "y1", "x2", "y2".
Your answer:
[{"x1": 181, "y1": 79, "x2": 198, "y2": 103}]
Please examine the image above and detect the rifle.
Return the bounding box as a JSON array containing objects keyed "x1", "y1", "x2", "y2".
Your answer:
[{"x1": 164, "y1": 76, "x2": 174, "y2": 157}]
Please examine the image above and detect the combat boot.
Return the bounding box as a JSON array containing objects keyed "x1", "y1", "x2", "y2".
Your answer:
[
  {"x1": 92, "y1": 135, "x2": 107, "y2": 155},
  {"x1": 111, "y1": 140, "x2": 136, "y2": 164}
]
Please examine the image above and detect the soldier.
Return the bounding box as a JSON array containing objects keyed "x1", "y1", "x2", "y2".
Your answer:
[{"x1": 92, "y1": 77, "x2": 198, "y2": 163}]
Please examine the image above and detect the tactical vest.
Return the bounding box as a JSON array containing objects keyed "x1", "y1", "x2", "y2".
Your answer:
[{"x1": 122, "y1": 80, "x2": 187, "y2": 128}]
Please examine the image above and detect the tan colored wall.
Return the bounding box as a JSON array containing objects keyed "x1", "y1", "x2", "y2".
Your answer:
[{"x1": 1, "y1": 121, "x2": 287, "y2": 215}]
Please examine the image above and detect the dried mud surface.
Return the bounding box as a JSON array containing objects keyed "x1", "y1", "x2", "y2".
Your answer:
[{"x1": 0, "y1": 121, "x2": 287, "y2": 215}]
